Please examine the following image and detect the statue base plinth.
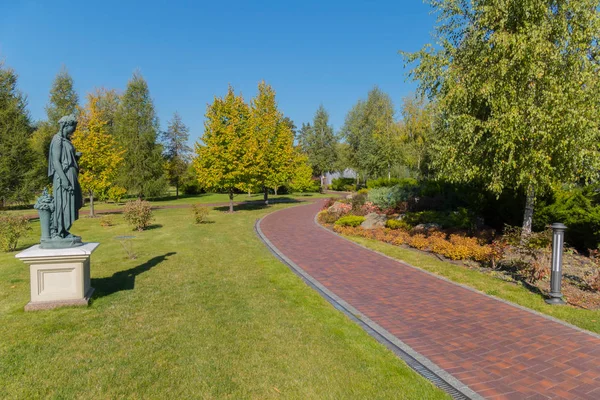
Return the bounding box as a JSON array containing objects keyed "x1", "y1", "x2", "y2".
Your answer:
[
  {"x1": 40, "y1": 235, "x2": 83, "y2": 249},
  {"x1": 15, "y1": 243, "x2": 99, "y2": 311}
]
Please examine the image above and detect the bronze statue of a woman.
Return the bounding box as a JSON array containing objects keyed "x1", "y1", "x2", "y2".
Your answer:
[{"x1": 39, "y1": 114, "x2": 83, "y2": 248}]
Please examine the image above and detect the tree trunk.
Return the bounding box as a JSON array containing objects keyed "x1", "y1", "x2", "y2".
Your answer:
[
  {"x1": 229, "y1": 189, "x2": 234, "y2": 213},
  {"x1": 89, "y1": 190, "x2": 95, "y2": 218},
  {"x1": 521, "y1": 185, "x2": 535, "y2": 242},
  {"x1": 175, "y1": 178, "x2": 179, "y2": 199},
  {"x1": 274, "y1": 187, "x2": 278, "y2": 196},
  {"x1": 264, "y1": 186, "x2": 269, "y2": 206}
]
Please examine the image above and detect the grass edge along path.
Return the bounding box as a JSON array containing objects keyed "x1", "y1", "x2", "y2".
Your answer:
[
  {"x1": 0, "y1": 204, "x2": 448, "y2": 399},
  {"x1": 324, "y1": 224, "x2": 600, "y2": 335},
  {"x1": 261, "y1": 202, "x2": 600, "y2": 398}
]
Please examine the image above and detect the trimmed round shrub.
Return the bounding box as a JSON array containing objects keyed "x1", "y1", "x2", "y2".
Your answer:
[
  {"x1": 335, "y1": 215, "x2": 366, "y2": 227},
  {"x1": 385, "y1": 219, "x2": 412, "y2": 231}
]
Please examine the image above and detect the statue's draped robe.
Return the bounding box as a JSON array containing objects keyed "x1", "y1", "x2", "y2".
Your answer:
[{"x1": 48, "y1": 134, "x2": 82, "y2": 237}]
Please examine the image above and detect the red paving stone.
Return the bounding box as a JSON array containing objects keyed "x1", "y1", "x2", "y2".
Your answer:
[{"x1": 259, "y1": 201, "x2": 600, "y2": 399}]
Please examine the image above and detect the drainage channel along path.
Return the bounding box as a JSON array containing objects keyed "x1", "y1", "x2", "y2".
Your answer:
[{"x1": 257, "y1": 200, "x2": 600, "y2": 400}]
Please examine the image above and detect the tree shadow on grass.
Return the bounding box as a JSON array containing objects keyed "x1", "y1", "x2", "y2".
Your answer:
[
  {"x1": 144, "y1": 224, "x2": 163, "y2": 231},
  {"x1": 92, "y1": 252, "x2": 176, "y2": 299},
  {"x1": 214, "y1": 197, "x2": 301, "y2": 213}
]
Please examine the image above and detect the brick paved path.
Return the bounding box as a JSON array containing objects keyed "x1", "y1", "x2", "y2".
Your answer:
[{"x1": 259, "y1": 201, "x2": 600, "y2": 399}]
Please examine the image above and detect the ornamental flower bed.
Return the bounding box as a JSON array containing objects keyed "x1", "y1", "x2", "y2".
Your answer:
[{"x1": 332, "y1": 225, "x2": 493, "y2": 263}]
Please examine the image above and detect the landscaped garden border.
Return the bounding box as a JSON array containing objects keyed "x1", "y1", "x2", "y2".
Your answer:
[{"x1": 316, "y1": 210, "x2": 600, "y2": 335}]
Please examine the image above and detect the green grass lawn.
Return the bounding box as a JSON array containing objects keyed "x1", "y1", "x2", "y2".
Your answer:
[
  {"x1": 341, "y1": 235, "x2": 600, "y2": 334},
  {"x1": 3, "y1": 192, "x2": 331, "y2": 217},
  {"x1": 0, "y1": 203, "x2": 446, "y2": 399},
  {"x1": 148, "y1": 191, "x2": 330, "y2": 206}
]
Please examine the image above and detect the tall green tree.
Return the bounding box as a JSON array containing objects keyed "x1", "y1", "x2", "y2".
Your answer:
[
  {"x1": 399, "y1": 94, "x2": 435, "y2": 175},
  {"x1": 404, "y1": 0, "x2": 600, "y2": 236},
  {"x1": 341, "y1": 87, "x2": 400, "y2": 182},
  {"x1": 0, "y1": 62, "x2": 35, "y2": 206},
  {"x1": 31, "y1": 67, "x2": 80, "y2": 189},
  {"x1": 162, "y1": 112, "x2": 192, "y2": 199},
  {"x1": 114, "y1": 71, "x2": 166, "y2": 198},
  {"x1": 194, "y1": 86, "x2": 253, "y2": 213},
  {"x1": 297, "y1": 122, "x2": 312, "y2": 150},
  {"x1": 299, "y1": 106, "x2": 338, "y2": 186},
  {"x1": 363, "y1": 87, "x2": 399, "y2": 180},
  {"x1": 249, "y1": 82, "x2": 296, "y2": 204},
  {"x1": 282, "y1": 116, "x2": 297, "y2": 138},
  {"x1": 94, "y1": 88, "x2": 120, "y2": 136},
  {"x1": 334, "y1": 142, "x2": 352, "y2": 175},
  {"x1": 46, "y1": 66, "x2": 79, "y2": 127},
  {"x1": 340, "y1": 100, "x2": 368, "y2": 182}
]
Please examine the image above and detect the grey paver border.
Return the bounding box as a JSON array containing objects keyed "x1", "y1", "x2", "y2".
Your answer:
[
  {"x1": 312, "y1": 205, "x2": 600, "y2": 341},
  {"x1": 256, "y1": 206, "x2": 483, "y2": 400}
]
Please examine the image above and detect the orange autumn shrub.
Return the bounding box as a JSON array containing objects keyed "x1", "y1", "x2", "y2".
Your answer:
[
  {"x1": 489, "y1": 239, "x2": 509, "y2": 268},
  {"x1": 448, "y1": 234, "x2": 479, "y2": 247},
  {"x1": 408, "y1": 234, "x2": 429, "y2": 250},
  {"x1": 333, "y1": 225, "x2": 360, "y2": 236},
  {"x1": 427, "y1": 231, "x2": 446, "y2": 240},
  {"x1": 329, "y1": 221, "x2": 495, "y2": 264},
  {"x1": 391, "y1": 230, "x2": 410, "y2": 246},
  {"x1": 428, "y1": 236, "x2": 453, "y2": 257},
  {"x1": 471, "y1": 244, "x2": 493, "y2": 262}
]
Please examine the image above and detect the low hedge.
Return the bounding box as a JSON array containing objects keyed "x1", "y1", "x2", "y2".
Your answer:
[{"x1": 330, "y1": 177, "x2": 356, "y2": 191}]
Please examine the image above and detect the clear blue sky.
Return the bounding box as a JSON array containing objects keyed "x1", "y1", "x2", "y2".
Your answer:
[{"x1": 0, "y1": 0, "x2": 436, "y2": 144}]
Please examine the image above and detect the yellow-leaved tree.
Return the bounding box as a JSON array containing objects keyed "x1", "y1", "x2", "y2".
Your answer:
[
  {"x1": 249, "y1": 82, "x2": 296, "y2": 204},
  {"x1": 72, "y1": 89, "x2": 125, "y2": 217},
  {"x1": 194, "y1": 86, "x2": 253, "y2": 213},
  {"x1": 288, "y1": 151, "x2": 315, "y2": 193}
]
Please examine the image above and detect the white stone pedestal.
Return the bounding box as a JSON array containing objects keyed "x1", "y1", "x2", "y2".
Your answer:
[{"x1": 15, "y1": 243, "x2": 100, "y2": 311}]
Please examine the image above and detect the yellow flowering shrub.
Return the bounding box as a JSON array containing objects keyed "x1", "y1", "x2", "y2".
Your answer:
[
  {"x1": 408, "y1": 234, "x2": 429, "y2": 250},
  {"x1": 327, "y1": 220, "x2": 495, "y2": 264}
]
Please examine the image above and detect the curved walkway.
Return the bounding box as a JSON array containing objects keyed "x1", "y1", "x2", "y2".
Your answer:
[{"x1": 258, "y1": 201, "x2": 600, "y2": 400}]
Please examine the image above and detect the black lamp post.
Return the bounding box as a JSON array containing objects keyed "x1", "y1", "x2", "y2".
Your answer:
[{"x1": 545, "y1": 223, "x2": 567, "y2": 305}]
